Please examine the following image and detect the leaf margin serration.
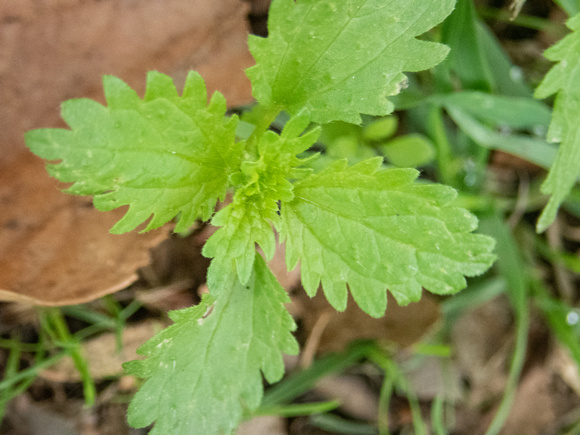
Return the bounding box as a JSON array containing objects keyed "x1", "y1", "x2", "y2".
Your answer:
[
  {"x1": 123, "y1": 255, "x2": 299, "y2": 435},
  {"x1": 246, "y1": 0, "x2": 456, "y2": 124},
  {"x1": 281, "y1": 157, "x2": 496, "y2": 317},
  {"x1": 534, "y1": 13, "x2": 580, "y2": 232},
  {"x1": 24, "y1": 71, "x2": 243, "y2": 234}
]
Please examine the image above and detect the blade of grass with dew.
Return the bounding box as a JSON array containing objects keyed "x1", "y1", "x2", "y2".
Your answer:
[
  {"x1": 533, "y1": 280, "x2": 580, "y2": 369},
  {"x1": 429, "y1": 92, "x2": 552, "y2": 132},
  {"x1": 441, "y1": 0, "x2": 495, "y2": 92},
  {"x1": 478, "y1": 214, "x2": 530, "y2": 435},
  {"x1": 446, "y1": 106, "x2": 558, "y2": 170},
  {"x1": 476, "y1": 21, "x2": 532, "y2": 97}
]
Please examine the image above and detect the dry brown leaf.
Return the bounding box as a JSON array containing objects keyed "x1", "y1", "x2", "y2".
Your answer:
[
  {"x1": 0, "y1": 154, "x2": 169, "y2": 305},
  {"x1": 0, "y1": 0, "x2": 255, "y2": 305},
  {"x1": 0, "y1": 0, "x2": 254, "y2": 165}
]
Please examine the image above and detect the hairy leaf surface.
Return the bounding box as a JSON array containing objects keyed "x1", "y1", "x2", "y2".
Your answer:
[
  {"x1": 25, "y1": 71, "x2": 243, "y2": 233},
  {"x1": 535, "y1": 13, "x2": 580, "y2": 232},
  {"x1": 281, "y1": 158, "x2": 496, "y2": 317},
  {"x1": 247, "y1": 0, "x2": 455, "y2": 124},
  {"x1": 124, "y1": 256, "x2": 298, "y2": 435},
  {"x1": 203, "y1": 113, "x2": 319, "y2": 283}
]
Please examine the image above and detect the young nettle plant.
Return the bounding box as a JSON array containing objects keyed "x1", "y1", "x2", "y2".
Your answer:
[{"x1": 25, "y1": 0, "x2": 502, "y2": 433}]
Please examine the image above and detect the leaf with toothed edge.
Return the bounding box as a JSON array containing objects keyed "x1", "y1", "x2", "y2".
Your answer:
[
  {"x1": 123, "y1": 255, "x2": 298, "y2": 435},
  {"x1": 281, "y1": 157, "x2": 496, "y2": 317},
  {"x1": 202, "y1": 110, "x2": 320, "y2": 283},
  {"x1": 534, "y1": 13, "x2": 580, "y2": 233},
  {"x1": 25, "y1": 71, "x2": 243, "y2": 234},
  {"x1": 246, "y1": 0, "x2": 456, "y2": 124}
]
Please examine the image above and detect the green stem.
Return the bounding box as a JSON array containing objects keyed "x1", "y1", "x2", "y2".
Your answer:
[
  {"x1": 427, "y1": 106, "x2": 456, "y2": 187},
  {"x1": 42, "y1": 308, "x2": 96, "y2": 407},
  {"x1": 368, "y1": 346, "x2": 427, "y2": 435},
  {"x1": 0, "y1": 351, "x2": 69, "y2": 390},
  {"x1": 479, "y1": 215, "x2": 529, "y2": 435}
]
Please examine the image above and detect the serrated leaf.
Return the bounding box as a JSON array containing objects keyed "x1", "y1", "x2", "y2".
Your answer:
[
  {"x1": 246, "y1": 0, "x2": 455, "y2": 124},
  {"x1": 535, "y1": 13, "x2": 580, "y2": 232},
  {"x1": 203, "y1": 113, "x2": 319, "y2": 283},
  {"x1": 25, "y1": 71, "x2": 243, "y2": 233},
  {"x1": 281, "y1": 158, "x2": 496, "y2": 318},
  {"x1": 124, "y1": 255, "x2": 298, "y2": 435}
]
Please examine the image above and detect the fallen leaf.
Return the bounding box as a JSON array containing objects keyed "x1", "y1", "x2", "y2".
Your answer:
[
  {"x1": 0, "y1": 153, "x2": 169, "y2": 305},
  {"x1": 0, "y1": 0, "x2": 255, "y2": 305}
]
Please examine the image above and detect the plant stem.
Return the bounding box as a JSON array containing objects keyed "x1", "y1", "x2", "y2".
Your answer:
[{"x1": 41, "y1": 308, "x2": 97, "y2": 407}]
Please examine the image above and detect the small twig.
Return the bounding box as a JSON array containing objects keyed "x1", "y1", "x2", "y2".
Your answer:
[{"x1": 300, "y1": 310, "x2": 333, "y2": 369}]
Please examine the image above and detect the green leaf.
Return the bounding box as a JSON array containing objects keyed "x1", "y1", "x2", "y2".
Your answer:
[
  {"x1": 247, "y1": 0, "x2": 455, "y2": 124},
  {"x1": 535, "y1": 13, "x2": 580, "y2": 232},
  {"x1": 25, "y1": 71, "x2": 243, "y2": 233},
  {"x1": 445, "y1": 106, "x2": 558, "y2": 170},
  {"x1": 203, "y1": 112, "x2": 319, "y2": 283},
  {"x1": 124, "y1": 255, "x2": 298, "y2": 435},
  {"x1": 362, "y1": 116, "x2": 399, "y2": 142},
  {"x1": 431, "y1": 91, "x2": 552, "y2": 131},
  {"x1": 281, "y1": 158, "x2": 496, "y2": 317},
  {"x1": 381, "y1": 134, "x2": 435, "y2": 168},
  {"x1": 441, "y1": 0, "x2": 494, "y2": 92}
]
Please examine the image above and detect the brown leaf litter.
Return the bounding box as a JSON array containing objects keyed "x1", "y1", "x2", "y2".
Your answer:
[{"x1": 0, "y1": 0, "x2": 255, "y2": 306}]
